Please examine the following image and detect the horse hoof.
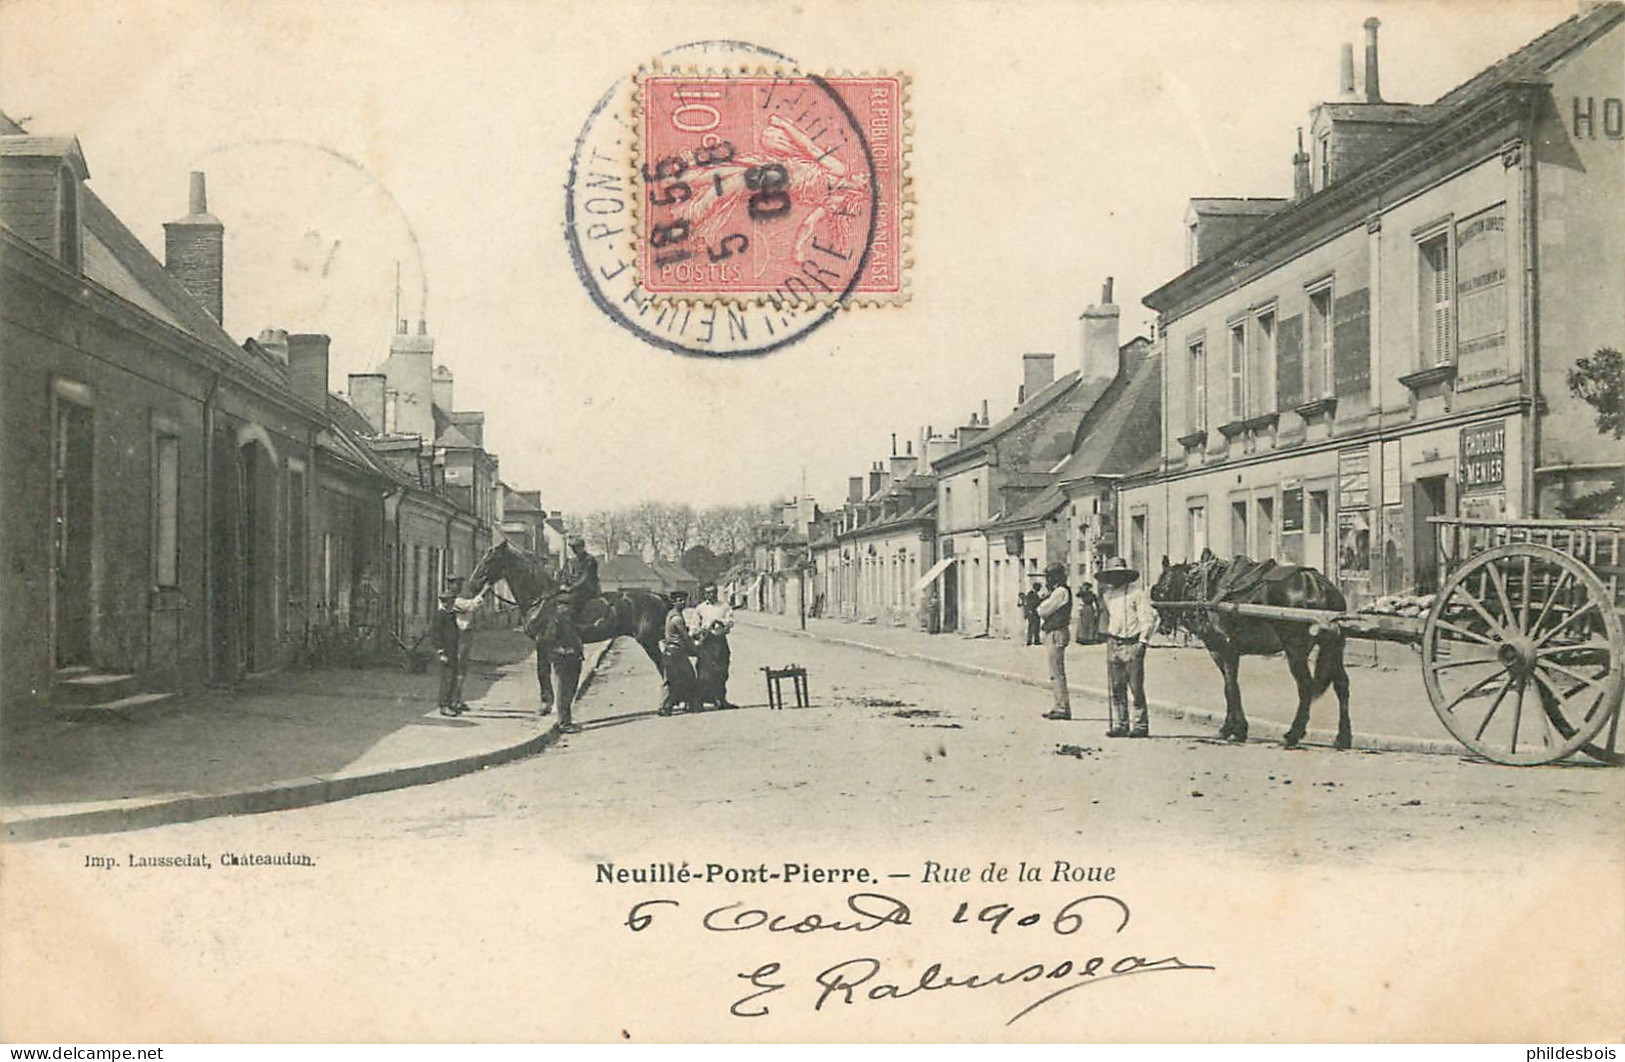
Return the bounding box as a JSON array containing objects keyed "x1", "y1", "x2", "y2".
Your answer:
[
  {"x1": 1335, "y1": 736, "x2": 1352, "y2": 751},
  {"x1": 1283, "y1": 736, "x2": 1300, "y2": 749},
  {"x1": 1227, "y1": 732, "x2": 1247, "y2": 743}
]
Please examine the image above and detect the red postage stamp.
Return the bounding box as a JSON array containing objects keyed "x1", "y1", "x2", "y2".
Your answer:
[{"x1": 636, "y1": 72, "x2": 908, "y2": 306}]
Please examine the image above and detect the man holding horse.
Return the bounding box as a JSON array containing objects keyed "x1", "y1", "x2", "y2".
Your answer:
[
  {"x1": 1097, "y1": 556, "x2": 1157, "y2": 738},
  {"x1": 659, "y1": 589, "x2": 701, "y2": 715}
]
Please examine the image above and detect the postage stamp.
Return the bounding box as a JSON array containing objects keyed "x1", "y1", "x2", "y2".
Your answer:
[{"x1": 634, "y1": 71, "x2": 909, "y2": 308}]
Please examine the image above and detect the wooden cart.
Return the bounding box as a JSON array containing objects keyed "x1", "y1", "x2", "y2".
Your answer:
[{"x1": 1158, "y1": 517, "x2": 1624, "y2": 766}]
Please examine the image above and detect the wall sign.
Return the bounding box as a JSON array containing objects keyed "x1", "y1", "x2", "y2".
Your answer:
[{"x1": 1460, "y1": 420, "x2": 1506, "y2": 492}]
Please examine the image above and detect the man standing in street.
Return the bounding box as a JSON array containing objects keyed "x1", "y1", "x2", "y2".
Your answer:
[
  {"x1": 659, "y1": 589, "x2": 700, "y2": 716},
  {"x1": 536, "y1": 603, "x2": 585, "y2": 734},
  {"x1": 432, "y1": 576, "x2": 483, "y2": 716},
  {"x1": 1021, "y1": 581, "x2": 1043, "y2": 646},
  {"x1": 1096, "y1": 556, "x2": 1157, "y2": 738},
  {"x1": 693, "y1": 582, "x2": 737, "y2": 709},
  {"x1": 1037, "y1": 562, "x2": 1073, "y2": 721}
]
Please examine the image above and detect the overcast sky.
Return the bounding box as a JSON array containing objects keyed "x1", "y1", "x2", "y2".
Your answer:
[{"x1": 1, "y1": 0, "x2": 1576, "y2": 515}]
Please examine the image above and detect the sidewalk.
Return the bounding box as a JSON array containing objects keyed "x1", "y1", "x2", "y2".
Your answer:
[
  {"x1": 2, "y1": 629, "x2": 603, "y2": 842},
  {"x1": 738, "y1": 609, "x2": 1464, "y2": 756}
]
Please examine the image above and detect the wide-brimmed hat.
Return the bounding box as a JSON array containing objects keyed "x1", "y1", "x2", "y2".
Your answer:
[
  {"x1": 1096, "y1": 557, "x2": 1140, "y2": 585},
  {"x1": 1043, "y1": 561, "x2": 1067, "y2": 581}
]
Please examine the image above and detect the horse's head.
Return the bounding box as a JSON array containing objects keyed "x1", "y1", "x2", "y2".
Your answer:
[
  {"x1": 1150, "y1": 555, "x2": 1190, "y2": 635},
  {"x1": 467, "y1": 539, "x2": 511, "y2": 595}
]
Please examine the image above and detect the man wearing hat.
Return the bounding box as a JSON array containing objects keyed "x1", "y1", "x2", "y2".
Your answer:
[
  {"x1": 692, "y1": 582, "x2": 737, "y2": 709},
  {"x1": 659, "y1": 589, "x2": 700, "y2": 715},
  {"x1": 431, "y1": 576, "x2": 483, "y2": 716},
  {"x1": 1035, "y1": 561, "x2": 1074, "y2": 720},
  {"x1": 559, "y1": 536, "x2": 600, "y2": 621},
  {"x1": 1096, "y1": 556, "x2": 1158, "y2": 738}
]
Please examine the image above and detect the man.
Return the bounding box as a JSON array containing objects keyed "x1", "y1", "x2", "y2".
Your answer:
[
  {"x1": 692, "y1": 582, "x2": 737, "y2": 709},
  {"x1": 1096, "y1": 556, "x2": 1157, "y2": 738},
  {"x1": 1021, "y1": 581, "x2": 1043, "y2": 646},
  {"x1": 659, "y1": 589, "x2": 700, "y2": 716},
  {"x1": 559, "y1": 536, "x2": 600, "y2": 621},
  {"x1": 1036, "y1": 562, "x2": 1073, "y2": 721},
  {"x1": 431, "y1": 577, "x2": 482, "y2": 716},
  {"x1": 535, "y1": 601, "x2": 585, "y2": 734}
]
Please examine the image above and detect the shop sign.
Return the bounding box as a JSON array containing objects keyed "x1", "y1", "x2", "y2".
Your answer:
[
  {"x1": 1339, "y1": 449, "x2": 1370, "y2": 509},
  {"x1": 1282, "y1": 486, "x2": 1304, "y2": 533},
  {"x1": 1460, "y1": 420, "x2": 1506, "y2": 492}
]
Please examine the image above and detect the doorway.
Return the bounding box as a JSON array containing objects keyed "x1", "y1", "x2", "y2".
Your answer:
[
  {"x1": 1413, "y1": 475, "x2": 1452, "y2": 593},
  {"x1": 51, "y1": 398, "x2": 94, "y2": 668},
  {"x1": 942, "y1": 561, "x2": 959, "y2": 632},
  {"x1": 1307, "y1": 490, "x2": 1332, "y2": 574},
  {"x1": 237, "y1": 443, "x2": 259, "y2": 673}
]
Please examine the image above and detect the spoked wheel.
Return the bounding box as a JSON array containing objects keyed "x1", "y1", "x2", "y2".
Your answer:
[{"x1": 1422, "y1": 543, "x2": 1623, "y2": 765}]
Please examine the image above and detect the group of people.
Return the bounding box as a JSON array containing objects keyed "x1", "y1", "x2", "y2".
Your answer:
[
  {"x1": 658, "y1": 583, "x2": 736, "y2": 715},
  {"x1": 1028, "y1": 556, "x2": 1157, "y2": 739}
]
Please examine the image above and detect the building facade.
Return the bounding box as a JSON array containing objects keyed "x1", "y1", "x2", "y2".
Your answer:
[{"x1": 1123, "y1": 8, "x2": 1625, "y2": 602}]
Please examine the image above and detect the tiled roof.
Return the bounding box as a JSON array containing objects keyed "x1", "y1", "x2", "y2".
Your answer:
[
  {"x1": 1055, "y1": 349, "x2": 1164, "y2": 483},
  {"x1": 1188, "y1": 197, "x2": 1290, "y2": 216}
]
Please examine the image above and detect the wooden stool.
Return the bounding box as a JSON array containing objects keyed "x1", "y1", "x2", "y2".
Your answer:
[{"x1": 762, "y1": 665, "x2": 809, "y2": 710}]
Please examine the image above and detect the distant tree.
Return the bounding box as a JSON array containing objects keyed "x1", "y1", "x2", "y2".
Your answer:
[
  {"x1": 680, "y1": 544, "x2": 725, "y2": 584},
  {"x1": 583, "y1": 509, "x2": 626, "y2": 557}
]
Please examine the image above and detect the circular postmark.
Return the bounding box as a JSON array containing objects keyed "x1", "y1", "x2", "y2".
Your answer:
[{"x1": 564, "y1": 40, "x2": 881, "y2": 357}]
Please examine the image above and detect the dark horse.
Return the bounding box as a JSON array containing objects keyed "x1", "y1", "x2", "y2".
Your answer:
[
  {"x1": 1150, "y1": 550, "x2": 1353, "y2": 749},
  {"x1": 466, "y1": 539, "x2": 670, "y2": 710}
]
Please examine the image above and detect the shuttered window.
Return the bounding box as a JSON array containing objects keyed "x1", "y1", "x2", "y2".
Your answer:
[
  {"x1": 1419, "y1": 233, "x2": 1452, "y2": 366},
  {"x1": 1307, "y1": 285, "x2": 1333, "y2": 398},
  {"x1": 1229, "y1": 323, "x2": 1246, "y2": 420},
  {"x1": 1187, "y1": 340, "x2": 1207, "y2": 432},
  {"x1": 1249, "y1": 310, "x2": 1275, "y2": 416}
]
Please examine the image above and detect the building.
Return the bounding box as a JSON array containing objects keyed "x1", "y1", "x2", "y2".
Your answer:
[
  {"x1": 1122, "y1": 7, "x2": 1625, "y2": 602},
  {"x1": 818, "y1": 441, "x2": 939, "y2": 629},
  {"x1": 600, "y1": 554, "x2": 664, "y2": 594},
  {"x1": 927, "y1": 283, "x2": 1152, "y2": 636},
  {"x1": 1, "y1": 118, "x2": 340, "y2": 707}
]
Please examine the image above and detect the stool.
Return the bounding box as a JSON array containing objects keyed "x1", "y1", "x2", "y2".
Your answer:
[{"x1": 762, "y1": 665, "x2": 809, "y2": 710}]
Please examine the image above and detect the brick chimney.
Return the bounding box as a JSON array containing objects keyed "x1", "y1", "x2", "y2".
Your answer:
[
  {"x1": 163, "y1": 172, "x2": 224, "y2": 324},
  {"x1": 1292, "y1": 128, "x2": 1312, "y2": 201},
  {"x1": 432, "y1": 365, "x2": 454, "y2": 412},
  {"x1": 1363, "y1": 18, "x2": 1382, "y2": 103},
  {"x1": 255, "y1": 327, "x2": 289, "y2": 364},
  {"x1": 347, "y1": 373, "x2": 387, "y2": 432},
  {"x1": 867, "y1": 461, "x2": 887, "y2": 497},
  {"x1": 286, "y1": 334, "x2": 331, "y2": 410},
  {"x1": 1022, "y1": 353, "x2": 1056, "y2": 403},
  {"x1": 1079, "y1": 277, "x2": 1121, "y2": 386},
  {"x1": 889, "y1": 447, "x2": 919, "y2": 482},
  {"x1": 848, "y1": 476, "x2": 866, "y2": 503},
  {"x1": 380, "y1": 317, "x2": 436, "y2": 439},
  {"x1": 1339, "y1": 42, "x2": 1358, "y2": 101}
]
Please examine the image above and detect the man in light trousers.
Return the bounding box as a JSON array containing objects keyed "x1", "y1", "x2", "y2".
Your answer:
[
  {"x1": 1096, "y1": 556, "x2": 1158, "y2": 738},
  {"x1": 1037, "y1": 562, "x2": 1074, "y2": 721}
]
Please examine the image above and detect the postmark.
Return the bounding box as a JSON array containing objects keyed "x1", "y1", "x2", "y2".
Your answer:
[
  {"x1": 634, "y1": 72, "x2": 908, "y2": 308},
  {"x1": 564, "y1": 41, "x2": 908, "y2": 358}
]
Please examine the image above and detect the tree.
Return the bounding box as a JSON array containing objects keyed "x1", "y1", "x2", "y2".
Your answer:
[
  {"x1": 1568, "y1": 347, "x2": 1625, "y2": 440},
  {"x1": 680, "y1": 544, "x2": 725, "y2": 585},
  {"x1": 583, "y1": 509, "x2": 625, "y2": 557}
]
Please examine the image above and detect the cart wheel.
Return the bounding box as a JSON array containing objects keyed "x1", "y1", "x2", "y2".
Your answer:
[{"x1": 1421, "y1": 542, "x2": 1622, "y2": 765}]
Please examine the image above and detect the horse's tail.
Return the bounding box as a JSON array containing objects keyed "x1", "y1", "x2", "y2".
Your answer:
[{"x1": 1308, "y1": 633, "x2": 1344, "y2": 701}]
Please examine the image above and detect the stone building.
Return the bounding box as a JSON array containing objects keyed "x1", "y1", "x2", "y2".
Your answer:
[{"x1": 1121, "y1": 7, "x2": 1625, "y2": 602}]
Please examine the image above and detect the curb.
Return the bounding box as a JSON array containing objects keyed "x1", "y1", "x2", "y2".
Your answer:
[
  {"x1": 747, "y1": 619, "x2": 1465, "y2": 758},
  {"x1": 3, "y1": 639, "x2": 616, "y2": 843}
]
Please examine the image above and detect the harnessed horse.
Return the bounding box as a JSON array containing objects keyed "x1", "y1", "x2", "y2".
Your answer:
[{"x1": 1150, "y1": 550, "x2": 1354, "y2": 749}]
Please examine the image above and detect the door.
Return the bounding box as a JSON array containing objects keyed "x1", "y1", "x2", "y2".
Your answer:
[
  {"x1": 942, "y1": 562, "x2": 958, "y2": 631},
  {"x1": 1412, "y1": 476, "x2": 1451, "y2": 593},
  {"x1": 1307, "y1": 490, "x2": 1331, "y2": 574},
  {"x1": 51, "y1": 400, "x2": 94, "y2": 667},
  {"x1": 237, "y1": 444, "x2": 258, "y2": 673}
]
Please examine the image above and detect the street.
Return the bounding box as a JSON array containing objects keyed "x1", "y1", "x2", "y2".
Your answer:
[{"x1": 4, "y1": 623, "x2": 1622, "y2": 1042}]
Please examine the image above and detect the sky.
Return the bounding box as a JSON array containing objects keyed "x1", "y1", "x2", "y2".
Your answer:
[{"x1": 0, "y1": 0, "x2": 1580, "y2": 515}]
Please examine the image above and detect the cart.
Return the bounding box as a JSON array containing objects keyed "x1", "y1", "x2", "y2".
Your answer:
[{"x1": 1157, "y1": 517, "x2": 1624, "y2": 766}]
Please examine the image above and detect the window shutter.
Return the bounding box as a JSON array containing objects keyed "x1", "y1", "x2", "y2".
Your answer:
[{"x1": 1276, "y1": 314, "x2": 1304, "y2": 410}]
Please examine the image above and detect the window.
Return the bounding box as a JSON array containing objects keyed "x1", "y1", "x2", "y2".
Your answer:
[
  {"x1": 1249, "y1": 309, "x2": 1275, "y2": 417},
  {"x1": 1187, "y1": 339, "x2": 1207, "y2": 432},
  {"x1": 1255, "y1": 495, "x2": 1276, "y2": 560},
  {"x1": 153, "y1": 432, "x2": 179, "y2": 587},
  {"x1": 1228, "y1": 323, "x2": 1247, "y2": 420},
  {"x1": 1317, "y1": 132, "x2": 1331, "y2": 189},
  {"x1": 288, "y1": 464, "x2": 307, "y2": 600},
  {"x1": 1231, "y1": 499, "x2": 1249, "y2": 555},
  {"x1": 1187, "y1": 502, "x2": 1207, "y2": 559},
  {"x1": 1419, "y1": 232, "x2": 1453, "y2": 366},
  {"x1": 1307, "y1": 284, "x2": 1334, "y2": 398},
  {"x1": 1186, "y1": 221, "x2": 1199, "y2": 268}
]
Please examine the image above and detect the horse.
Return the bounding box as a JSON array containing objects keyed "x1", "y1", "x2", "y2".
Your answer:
[
  {"x1": 466, "y1": 539, "x2": 671, "y2": 711},
  {"x1": 1150, "y1": 550, "x2": 1354, "y2": 749}
]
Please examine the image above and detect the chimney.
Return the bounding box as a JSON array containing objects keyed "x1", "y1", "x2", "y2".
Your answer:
[
  {"x1": 891, "y1": 432, "x2": 898, "y2": 456},
  {"x1": 1292, "y1": 128, "x2": 1312, "y2": 201},
  {"x1": 381, "y1": 319, "x2": 436, "y2": 439},
  {"x1": 1363, "y1": 18, "x2": 1382, "y2": 103},
  {"x1": 397, "y1": 318, "x2": 409, "y2": 335},
  {"x1": 848, "y1": 476, "x2": 866, "y2": 504},
  {"x1": 1339, "y1": 42, "x2": 1358, "y2": 100},
  {"x1": 1022, "y1": 353, "x2": 1056, "y2": 402},
  {"x1": 255, "y1": 327, "x2": 289, "y2": 364},
  {"x1": 417, "y1": 318, "x2": 428, "y2": 336},
  {"x1": 347, "y1": 373, "x2": 386, "y2": 432},
  {"x1": 889, "y1": 449, "x2": 919, "y2": 482},
  {"x1": 868, "y1": 462, "x2": 885, "y2": 497},
  {"x1": 432, "y1": 364, "x2": 454, "y2": 412},
  {"x1": 163, "y1": 171, "x2": 224, "y2": 324},
  {"x1": 287, "y1": 334, "x2": 331, "y2": 409},
  {"x1": 1079, "y1": 276, "x2": 1122, "y2": 385},
  {"x1": 980, "y1": 398, "x2": 990, "y2": 425}
]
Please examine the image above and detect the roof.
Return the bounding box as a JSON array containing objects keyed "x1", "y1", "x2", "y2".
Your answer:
[
  {"x1": 931, "y1": 368, "x2": 1087, "y2": 471},
  {"x1": 1188, "y1": 197, "x2": 1289, "y2": 217},
  {"x1": 1055, "y1": 348, "x2": 1164, "y2": 483},
  {"x1": 0, "y1": 134, "x2": 89, "y2": 178},
  {"x1": 649, "y1": 559, "x2": 699, "y2": 584},
  {"x1": 1002, "y1": 483, "x2": 1067, "y2": 527},
  {"x1": 1313, "y1": 102, "x2": 1432, "y2": 124},
  {"x1": 1145, "y1": 3, "x2": 1625, "y2": 314},
  {"x1": 600, "y1": 554, "x2": 662, "y2": 583},
  {"x1": 840, "y1": 498, "x2": 937, "y2": 540}
]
